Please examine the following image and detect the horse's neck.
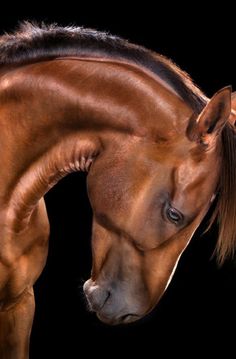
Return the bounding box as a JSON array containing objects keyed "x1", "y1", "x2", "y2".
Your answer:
[
  {"x1": 0, "y1": 58, "x2": 155, "y2": 231},
  {"x1": 0, "y1": 57, "x2": 190, "y2": 232}
]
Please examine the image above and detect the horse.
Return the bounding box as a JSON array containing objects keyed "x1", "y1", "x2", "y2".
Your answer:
[{"x1": 0, "y1": 22, "x2": 235, "y2": 358}]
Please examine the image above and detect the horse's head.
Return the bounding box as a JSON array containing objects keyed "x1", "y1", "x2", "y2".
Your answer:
[{"x1": 83, "y1": 86, "x2": 231, "y2": 325}]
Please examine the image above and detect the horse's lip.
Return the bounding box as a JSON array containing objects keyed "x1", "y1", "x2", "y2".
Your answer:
[
  {"x1": 120, "y1": 313, "x2": 140, "y2": 324},
  {"x1": 97, "y1": 311, "x2": 141, "y2": 325}
]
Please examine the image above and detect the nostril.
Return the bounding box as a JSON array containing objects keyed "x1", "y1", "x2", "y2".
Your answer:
[
  {"x1": 102, "y1": 290, "x2": 110, "y2": 308},
  {"x1": 83, "y1": 280, "x2": 111, "y2": 312}
]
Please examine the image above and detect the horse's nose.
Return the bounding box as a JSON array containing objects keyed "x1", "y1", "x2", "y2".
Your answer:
[{"x1": 83, "y1": 279, "x2": 110, "y2": 312}]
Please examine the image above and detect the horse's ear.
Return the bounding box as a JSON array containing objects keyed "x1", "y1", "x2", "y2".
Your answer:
[
  {"x1": 187, "y1": 86, "x2": 231, "y2": 145},
  {"x1": 232, "y1": 91, "x2": 236, "y2": 109}
]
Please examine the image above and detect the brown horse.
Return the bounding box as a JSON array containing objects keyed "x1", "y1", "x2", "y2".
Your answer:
[{"x1": 0, "y1": 22, "x2": 236, "y2": 358}]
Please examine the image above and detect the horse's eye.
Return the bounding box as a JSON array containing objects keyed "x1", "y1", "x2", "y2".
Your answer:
[{"x1": 166, "y1": 207, "x2": 183, "y2": 225}]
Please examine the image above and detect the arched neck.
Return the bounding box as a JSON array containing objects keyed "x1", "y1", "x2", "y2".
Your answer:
[{"x1": 0, "y1": 57, "x2": 191, "y2": 232}]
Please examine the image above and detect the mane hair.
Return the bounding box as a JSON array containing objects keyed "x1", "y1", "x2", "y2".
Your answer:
[
  {"x1": 0, "y1": 22, "x2": 235, "y2": 264},
  {"x1": 214, "y1": 123, "x2": 236, "y2": 264}
]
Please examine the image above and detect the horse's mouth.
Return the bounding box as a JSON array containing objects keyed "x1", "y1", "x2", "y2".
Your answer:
[
  {"x1": 97, "y1": 311, "x2": 141, "y2": 325},
  {"x1": 120, "y1": 313, "x2": 141, "y2": 324}
]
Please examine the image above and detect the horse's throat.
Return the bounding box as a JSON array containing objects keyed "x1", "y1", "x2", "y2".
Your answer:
[{"x1": 6, "y1": 134, "x2": 100, "y2": 232}]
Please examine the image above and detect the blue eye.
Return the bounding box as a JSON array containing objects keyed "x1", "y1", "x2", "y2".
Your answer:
[{"x1": 166, "y1": 206, "x2": 183, "y2": 225}]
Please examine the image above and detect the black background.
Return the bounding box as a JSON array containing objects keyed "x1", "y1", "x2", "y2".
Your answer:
[{"x1": 1, "y1": 5, "x2": 235, "y2": 358}]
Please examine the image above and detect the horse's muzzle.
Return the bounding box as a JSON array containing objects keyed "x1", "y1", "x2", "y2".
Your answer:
[{"x1": 83, "y1": 279, "x2": 140, "y2": 325}]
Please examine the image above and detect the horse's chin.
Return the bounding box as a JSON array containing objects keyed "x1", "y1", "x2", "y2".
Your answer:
[{"x1": 96, "y1": 311, "x2": 141, "y2": 325}]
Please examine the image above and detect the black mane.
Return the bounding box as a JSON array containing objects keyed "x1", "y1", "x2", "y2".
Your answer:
[{"x1": 0, "y1": 22, "x2": 206, "y2": 113}]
